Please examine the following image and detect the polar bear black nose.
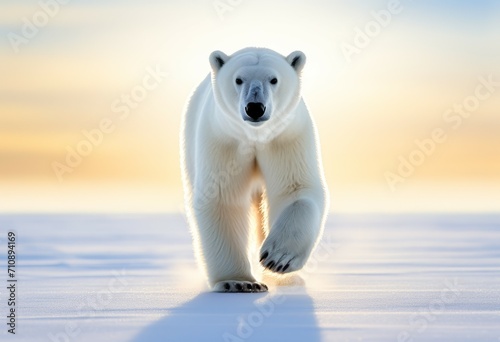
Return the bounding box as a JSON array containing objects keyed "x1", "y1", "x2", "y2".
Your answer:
[{"x1": 245, "y1": 102, "x2": 266, "y2": 120}]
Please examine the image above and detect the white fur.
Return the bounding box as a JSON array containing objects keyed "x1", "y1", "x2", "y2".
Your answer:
[{"x1": 180, "y1": 47, "x2": 328, "y2": 292}]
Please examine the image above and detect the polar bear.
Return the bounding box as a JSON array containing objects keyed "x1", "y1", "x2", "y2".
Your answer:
[{"x1": 180, "y1": 47, "x2": 328, "y2": 292}]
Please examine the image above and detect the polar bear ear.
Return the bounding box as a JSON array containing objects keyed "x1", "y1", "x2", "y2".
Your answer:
[
  {"x1": 209, "y1": 50, "x2": 229, "y2": 73},
  {"x1": 287, "y1": 51, "x2": 306, "y2": 73}
]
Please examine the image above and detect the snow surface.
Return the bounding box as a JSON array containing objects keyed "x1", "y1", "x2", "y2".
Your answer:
[{"x1": 1, "y1": 213, "x2": 499, "y2": 341}]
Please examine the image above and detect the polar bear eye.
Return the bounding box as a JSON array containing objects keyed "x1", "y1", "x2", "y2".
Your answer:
[
  {"x1": 270, "y1": 78, "x2": 278, "y2": 85},
  {"x1": 235, "y1": 78, "x2": 243, "y2": 85}
]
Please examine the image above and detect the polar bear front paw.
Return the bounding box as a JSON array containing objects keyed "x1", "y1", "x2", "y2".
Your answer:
[
  {"x1": 213, "y1": 280, "x2": 268, "y2": 293},
  {"x1": 259, "y1": 240, "x2": 309, "y2": 274},
  {"x1": 259, "y1": 200, "x2": 318, "y2": 274}
]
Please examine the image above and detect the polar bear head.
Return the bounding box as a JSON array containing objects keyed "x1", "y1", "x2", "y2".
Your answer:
[{"x1": 209, "y1": 48, "x2": 306, "y2": 131}]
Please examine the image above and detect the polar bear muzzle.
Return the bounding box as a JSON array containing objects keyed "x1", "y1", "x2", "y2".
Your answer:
[{"x1": 244, "y1": 102, "x2": 266, "y2": 121}]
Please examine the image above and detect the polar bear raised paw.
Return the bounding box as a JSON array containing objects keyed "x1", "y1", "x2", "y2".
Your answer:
[
  {"x1": 260, "y1": 199, "x2": 317, "y2": 274},
  {"x1": 260, "y1": 249, "x2": 306, "y2": 274},
  {"x1": 213, "y1": 280, "x2": 268, "y2": 293}
]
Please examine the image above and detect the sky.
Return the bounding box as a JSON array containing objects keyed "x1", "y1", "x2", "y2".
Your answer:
[{"x1": 1, "y1": 0, "x2": 499, "y2": 213}]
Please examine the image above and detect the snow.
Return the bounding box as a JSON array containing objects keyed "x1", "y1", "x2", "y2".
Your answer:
[{"x1": 1, "y1": 213, "x2": 499, "y2": 341}]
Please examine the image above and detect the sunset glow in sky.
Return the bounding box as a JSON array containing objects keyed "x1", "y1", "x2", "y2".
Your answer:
[{"x1": 1, "y1": 0, "x2": 499, "y2": 212}]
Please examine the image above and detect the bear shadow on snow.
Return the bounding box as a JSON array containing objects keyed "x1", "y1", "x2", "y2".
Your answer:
[{"x1": 132, "y1": 288, "x2": 321, "y2": 341}]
